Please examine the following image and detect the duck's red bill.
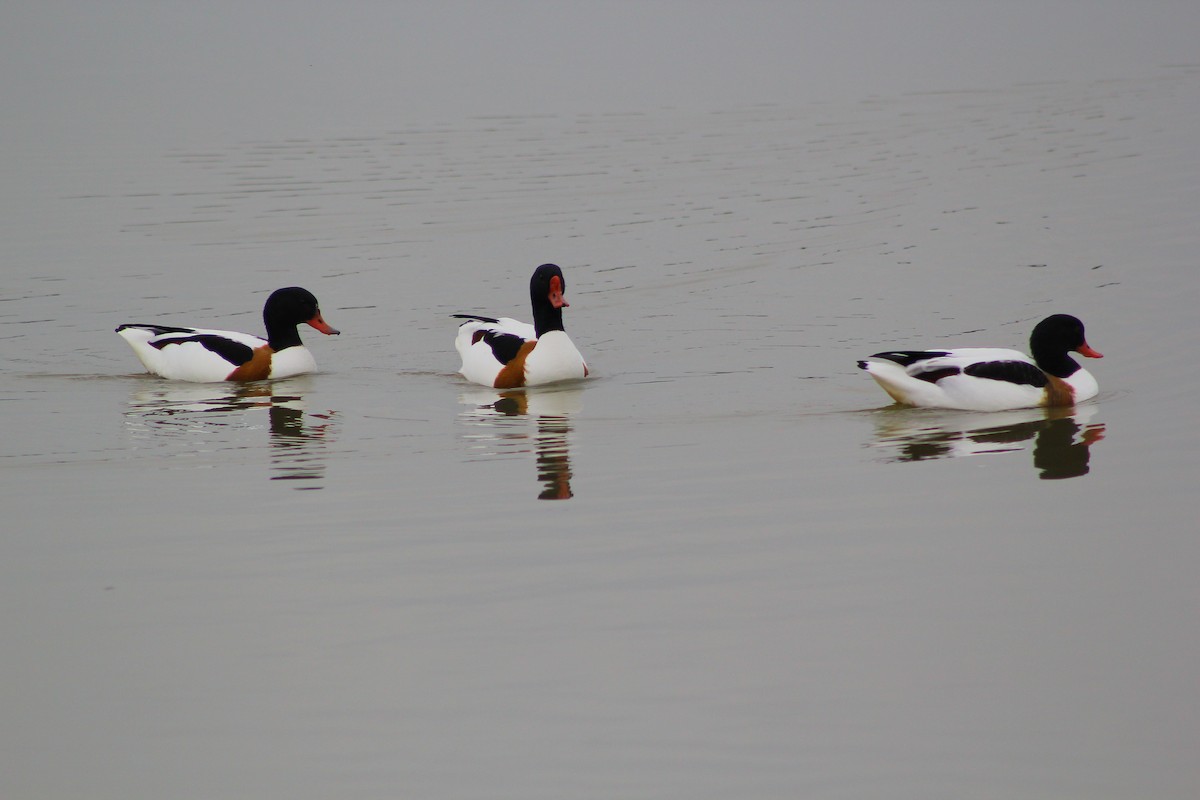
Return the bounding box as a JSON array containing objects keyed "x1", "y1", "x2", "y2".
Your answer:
[
  {"x1": 549, "y1": 275, "x2": 569, "y2": 308},
  {"x1": 307, "y1": 313, "x2": 341, "y2": 335},
  {"x1": 1077, "y1": 343, "x2": 1102, "y2": 358}
]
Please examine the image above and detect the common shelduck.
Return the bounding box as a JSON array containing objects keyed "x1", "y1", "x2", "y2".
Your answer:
[
  {"x1": 858, "y1": 314, "x2": 1103, "y2": 411},
  {"x1": 454, "y1": 264, "x2": 589, "y2": 388},
  {"x1": 116, "y1": 286, "x2": 340, "y2": 382}
]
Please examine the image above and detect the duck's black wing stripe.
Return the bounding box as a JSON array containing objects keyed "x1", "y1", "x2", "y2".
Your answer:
[
  {"x1": 116, "y1": 323, "x2": 197, "y2": 336},
  {"x1": 149, "y1": 334, "x2": 254, "y2": 366},
  {"x1": 453, "y1": 314, "x2": 501, "y2": 324},
  {"x1": 474, "y1": 330, "x2": 525, "y2": 365},
  {"x1": 963, "y1": 360, "x2": 1047, "y2": 387},
  {"x1": 914, "y1": 367, "x2": 961, "y2": 384},
  {"x1": 871, "y1": 350, "x2": 952, "y2": 366}
]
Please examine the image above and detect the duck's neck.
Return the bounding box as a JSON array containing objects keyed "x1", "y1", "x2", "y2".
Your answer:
[
  {"x1": 532, "y1": 304, "x2": 565, "y2": 338},
  {"x1": 1032, "y1": 343, "x2": 1080, "y2": 378},
  {"x1": 265, "y1": 316, "x2": 303, "y2": 351}
]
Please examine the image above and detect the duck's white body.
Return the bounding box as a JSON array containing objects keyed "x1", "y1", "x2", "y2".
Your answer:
[
  {"x1": 116, "y1": 286, "x2": 339, "y2": 383},
  {"x1": 455, "y1": 318, "x2": 587, "y2": 388},
  {"x1": 454, "y1": 264, "x2": 589, "y2": 389},
  {"x1": 116, "y1": 325, "x2": 317, "y2": 382},
  {"x1": 859, "y1": 315, "x2": 1102, "y2": 412},
  {"x1": 860, "y1": 347, "x2": 1099, "y2": 411}
]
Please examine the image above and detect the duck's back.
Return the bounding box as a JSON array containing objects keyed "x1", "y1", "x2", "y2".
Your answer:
[{"x1": 117, "y1": 325, "x2": 265, "y2": 382}]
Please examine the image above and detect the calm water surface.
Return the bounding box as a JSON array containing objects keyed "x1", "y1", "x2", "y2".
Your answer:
[{"x1": 3, "y1": 54, "x2": 1199, "y2": 800}]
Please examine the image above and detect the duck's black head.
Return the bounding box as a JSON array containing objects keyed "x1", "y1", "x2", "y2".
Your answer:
[
  {"x1": 1030, "y1": 314, "x2": 1102, "y2": 376},
  {"x1": 263, "y1": 286, "x2": 340, "y2": 350},
  {"x1": 530, "y1": 264, "x2": 569, "y2": 337}
]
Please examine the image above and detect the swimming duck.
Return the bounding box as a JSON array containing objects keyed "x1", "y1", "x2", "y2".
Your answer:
[
  {"x1": 858, "y1": 314, "x2": 1102, "y2": 411},
  {"x1": 116, "y1": 286, "x2": 340, "y2": 382},
  {"x1": 454, "y1": 263, "x2": 589, "y2": 388}
]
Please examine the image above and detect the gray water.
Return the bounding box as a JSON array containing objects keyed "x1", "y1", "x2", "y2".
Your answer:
[{"x1": 3, "y1": 4, "x2": 1199, "y2": 799}]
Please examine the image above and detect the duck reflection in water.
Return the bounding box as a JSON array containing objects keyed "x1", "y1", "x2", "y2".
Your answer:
[
  {"x1": 124, "y1": 380, "x2": 337, "y2": 489},
  {"x1": 265, "y1": 398, "x2": 336, "y2": 489},
  {"x1": 867, "y1": 405, "x2": 1105, "y2": 480},
  {"x1": 458, "y1": 385, "x2": 582, "y2": 500}
]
